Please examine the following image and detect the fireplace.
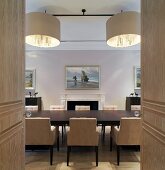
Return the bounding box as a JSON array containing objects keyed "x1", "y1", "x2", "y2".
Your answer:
[
  {"x1": 67, "y1": 101, "x2": 98, "y2": 110},
  {"x1": 60, "y1": 93, "x2": 105, "y2": 110}
]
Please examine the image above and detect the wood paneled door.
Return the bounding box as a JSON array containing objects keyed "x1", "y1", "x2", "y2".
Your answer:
[
  {"x1": 141, "y1": 0, "x2": 165, "y2": 170},
  {"x1": 0, "y1": 0, "x2": 25, "y2": 169}
]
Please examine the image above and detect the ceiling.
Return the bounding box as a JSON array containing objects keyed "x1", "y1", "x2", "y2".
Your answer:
[{"x1": 26, "y1": 0, "x2": 140, "y2": 50}]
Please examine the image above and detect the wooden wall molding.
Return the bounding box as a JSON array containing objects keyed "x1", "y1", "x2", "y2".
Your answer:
[
  {"x1": 0, "y1": 101, "x2": 23, "y2": 113},
  {"x1": 0, "y1": 100, "x2": 23, "y2": 107},
  {"x1": 0, "y1": 0, "x2": 25, "y2": 169},
  {"x1": 142, "y1": 130, "x2": 165, "y2": 170},
  {"x1": 141, "y1": 0, "x2": 165, "y2": 169},
  {"x1": 0, "y1": 123, "x2": 24, "y2": 170},
  {"x1": 142, "y1": 107, "x2": 165, "y2": 133},
  {"x1": 143, "y1": 100, "x2": 165, "y2": 110},
  {"x1": 0, "y1": 122, "x2": 23, "y2": 144},
  {"x1": 0, "y1": 102, "x2": 24, "y2": 134},
  {"x1": 143, "y1": 123, "x2": 165, "y2": 146}
]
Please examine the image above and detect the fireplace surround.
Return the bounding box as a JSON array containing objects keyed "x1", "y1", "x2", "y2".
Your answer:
[
  {"x1": 60, "y1": 93, "x2": 105, "y2": 110},
  {"x1": 67, "y1": 101, "x2": 98, "y2": 110}
]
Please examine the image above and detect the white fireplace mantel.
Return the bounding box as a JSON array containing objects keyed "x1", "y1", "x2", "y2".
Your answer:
[{"x1": 60, "y1": 93, "x2": 105, "y2": 110}]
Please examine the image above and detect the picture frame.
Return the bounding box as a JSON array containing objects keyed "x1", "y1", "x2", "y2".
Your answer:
[
  {"x1": 134, "y1": 66, "x2": 141, "y2": 89},
  {"x1": 25, "y1": 69, "x2": 36, "y2": 89},
  {"x1": 65, "y1": 65, "x2": 100, "y2": 89}
]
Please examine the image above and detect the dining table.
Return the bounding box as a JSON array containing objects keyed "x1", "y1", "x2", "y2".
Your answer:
[{"x1": 29, "y1": 110, "x2": 136, "y2": 126}]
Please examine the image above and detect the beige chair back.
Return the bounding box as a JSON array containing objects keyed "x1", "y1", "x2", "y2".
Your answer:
[
  {"x1": 25, "y1": 118, "x2": 55, "y2": 145},
  {"x1": 25, "y1": 105, "x2": 38, "y2": 111},
  {"x1": 103, "y1": 105, "x2": 118, "y2": 110},
  {"x1": 50, "y1": 105, "x2": 65, "y2": 110},
  {"x1": 67, "y1": 118, "x2": 99, "y2": 146},
  {"x1": 75, "y1": 105, "x2": 90, "y2": 110},
  {"x1": 117, "y1": 117, "x2": 141, "y2": 145}
]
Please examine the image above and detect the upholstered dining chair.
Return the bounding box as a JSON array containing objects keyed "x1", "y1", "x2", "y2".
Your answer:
[
  {"x1": 50, "y1": 105, "x2": 65, "y2": 142},
  {"x1": 75, "y1": 105, "x2": 90, "y2": 110},
  {"x1": 102, "y1": 105, "x2": 118, "y2": 141},
  {"x1": 67, "y1": 118, "x2": 99, "y2": 166},
  {"x1": 103, "y1": 105, "x2": 118, "y2": 110},
  {"x1": 110, "y1": 117, "x2": 141, "y2": 165},
  {"x1": 50, "y1": 105, "x2": 65, "y2": 110},
  {"x1": 25, "y1": 117, "x2": 59, "y2": 165}
]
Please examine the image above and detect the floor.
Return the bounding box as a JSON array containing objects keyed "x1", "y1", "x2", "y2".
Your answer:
[{"x1": 25, "y1": 127, "x2": 140, "y2": 170}]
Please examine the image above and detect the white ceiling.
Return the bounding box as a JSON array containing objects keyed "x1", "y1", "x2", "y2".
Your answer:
[{"x1": 26, "y1": 0, "x2": 140, "y2": 50}]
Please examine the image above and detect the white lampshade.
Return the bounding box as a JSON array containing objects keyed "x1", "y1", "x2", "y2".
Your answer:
[
  {"x1": 106, "y1": 11, "x2": 140, "y2": 48},
  {"x1": 26, "y1": 12, "x2": 60, "y2": 48}
]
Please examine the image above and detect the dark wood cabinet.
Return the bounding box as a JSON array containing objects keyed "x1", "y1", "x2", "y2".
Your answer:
[
  {"x1": 25, "y1": 97, "x2": 42, "y2": 111},
  {"x1": 126, "y1": 97, "x2": 141, "y2": 110}
]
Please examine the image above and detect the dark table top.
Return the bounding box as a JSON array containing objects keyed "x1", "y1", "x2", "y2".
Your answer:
[{"x1": 29, "y1": 110, "x2": 135, "y2": 126}]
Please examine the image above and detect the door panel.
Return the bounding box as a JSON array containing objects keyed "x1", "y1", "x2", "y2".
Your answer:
[
  {"x1": 141, "y1": 0, "x2": 165, "y2": 169},
  {"x1": 0, "y1": 0, "x2": 25, "y2": 169}
]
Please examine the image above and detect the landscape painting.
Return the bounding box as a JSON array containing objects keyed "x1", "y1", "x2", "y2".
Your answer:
[
  {"x1": 25, "y1": 69, "x2": 35, "y2": 89},
  {"x1": 66, "y1": 65, "x2": 100, "y2": 89},
  {"x1": 134, "y1": 66, "x2": 141, "y2": 89}
]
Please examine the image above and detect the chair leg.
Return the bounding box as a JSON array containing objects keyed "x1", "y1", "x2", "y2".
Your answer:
[
  {"x1": 102, "y1": 125, "x2": 105, "y2": 141},
  {"x1": 117, "y1": 145, "x2": 120, "y2": 166},
  {"x1": 50, "y1": 145, "x2": 53, "y2": 165},
  {"x1": 57, "y1": 135, "x2": 59, "y2": 151},
  {"x1": 110, "y1": 125, "x2": 114, "y2": 151},
  {"x1": 62, "y1": 126, "x2": 64, "y2": 143},
  {"x1": 64, "y1": 125, "x2": 66, "y2": 132},
  {"x1": 95, "y1": 146, "x2": 98, "y2": 166},
  {"x1": 67, "y1": 146, "x2": 71, "y2": 166},
  {"x1": 101, "y1": 124, "x2": 104, "y2": 131},
  {"x1": 110, "y1": 135, "x2": 113, "y2": 151}
]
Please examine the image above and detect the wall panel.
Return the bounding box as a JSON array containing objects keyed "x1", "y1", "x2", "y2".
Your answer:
[
  {"x1": 141, "y1": 0, "x2": 165, "y2": 169},
  {"x1": 0, "y1": 0, "x2": 25, "y2": 169}
]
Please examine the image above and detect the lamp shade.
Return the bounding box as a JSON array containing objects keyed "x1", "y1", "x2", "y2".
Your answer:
[
  {"x1": 106, "y1": 11, "x2": 140, "y2": 48},
  {"x1": 26, "y1": 12, "x2": 60, "y2": 48}
]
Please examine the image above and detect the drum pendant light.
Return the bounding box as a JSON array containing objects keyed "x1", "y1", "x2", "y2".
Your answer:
[
  {"x1": 26, "y1": 12, "x2": 60, "y2": 48},
  {"x1": 106, "y1": 11, "x2": 140, "y2": 48}
]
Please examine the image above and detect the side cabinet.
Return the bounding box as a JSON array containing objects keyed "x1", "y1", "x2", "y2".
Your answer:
[
  {"x1": 126, "y1": 97, "x2": 141, "y2": 111},
  {"x1": 25, "y1": 97, "x2": 42, "y2": 111}
]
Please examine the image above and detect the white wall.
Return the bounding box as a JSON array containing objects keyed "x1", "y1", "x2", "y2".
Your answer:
[{"x1": 26, "y1": 50, "x2": 140, "y2": 110}]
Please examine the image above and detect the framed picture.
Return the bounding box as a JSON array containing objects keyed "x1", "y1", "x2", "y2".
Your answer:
[
  {"x1": 134, "y1": 66, "x2": 141, "y2": 89},
  {"x1": 65, "y1": 65, "x2": 100, "y2": 89},
  {"x1": 25, "y1": 69, "x2": 36, "y2": 89}
]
